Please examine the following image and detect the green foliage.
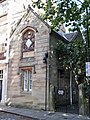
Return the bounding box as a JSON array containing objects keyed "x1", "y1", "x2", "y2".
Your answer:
[
  {"x1": 54, "y1": 37, "x2": 86, "y2": 76},
  {"x1": 32, "y1": 0, "x2": 90, "y2": 78},
  {"x1": 32, "y1": 0, "x2": 90, "y2": 32},
  {"x1": 83, "y1": 79, "x2": 89, "y2": 98}
]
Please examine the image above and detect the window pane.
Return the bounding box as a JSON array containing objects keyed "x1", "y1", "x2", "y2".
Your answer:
[
  {"x1": 0, "y1": 70, "x2": 3, "y2": 79},
  {"x1": 30, "y1": 80, "x2": 32, "y2": 90},
  {"x1": 23, "y1": 71, "x2": 27, "y2": 91},
  {"x1": 29, "y1": 71, "x2": 32, "y2": 91}
]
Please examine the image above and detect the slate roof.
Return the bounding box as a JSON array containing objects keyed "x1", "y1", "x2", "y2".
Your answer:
[
  {"x1": 59, "y1": 31, "x2": 82, "y2": 42},
  {"x1": 51, "y1": 30, "x2": 82, "y2": 43},
  {"x1": 64, "y1": 32, "x2": 82, "y2": 42}
]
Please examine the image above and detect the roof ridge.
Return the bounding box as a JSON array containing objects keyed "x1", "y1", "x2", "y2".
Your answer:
[
  {"x1": 10, "y1": 5, "x2": 50, "y2": 37},
  {"x1": 27, "y1": 5, "x2": 50, "y2": 28}
]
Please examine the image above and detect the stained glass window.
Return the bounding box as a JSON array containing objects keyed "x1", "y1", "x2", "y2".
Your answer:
[{"x1": 23, "y1": 30, "x2": 35, "y2": 52}]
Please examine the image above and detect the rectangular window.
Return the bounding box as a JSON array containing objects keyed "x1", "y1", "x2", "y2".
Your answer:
[
  {"x1": 0, "y1": 70, "x2": 3, "y2": 80},
  {"x1": 0, "y1": 43, "x2": 6, "y2": 60},
  {"x1": 21, "y1": 68, "x2": 32, "y2": 92},
  {"x1": 0, "y1": 43, "x2": 7, "y2": 53}
]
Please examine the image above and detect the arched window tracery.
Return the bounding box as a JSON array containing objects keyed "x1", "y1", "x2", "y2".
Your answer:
[{"x1": 22, "y1": 29, "x2": 35, "y2": 52}]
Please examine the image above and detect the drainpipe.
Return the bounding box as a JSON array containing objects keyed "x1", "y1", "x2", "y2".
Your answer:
[
  {"x1": 43, "y1": 53, "x2": 48, "y2": 111},
  {"x1": 70, "y1": 62, "x2": 72, "y2": 105}
]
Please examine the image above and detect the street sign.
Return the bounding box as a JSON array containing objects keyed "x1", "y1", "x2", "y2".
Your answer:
[
  {"x1": 58, "y1": 89, "x2": 65, "y2": 96},
  {"x1": 86, "y1": 62, "x2": 90, "y2": 76}
]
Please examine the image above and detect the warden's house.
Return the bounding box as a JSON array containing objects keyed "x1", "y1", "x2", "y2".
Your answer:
[{"x1": 0, "y1": 0, "x2": 81, "y2": 111}]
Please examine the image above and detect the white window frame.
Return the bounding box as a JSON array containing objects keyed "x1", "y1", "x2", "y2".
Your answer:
[{"x1": 23, "y1": 69, "x2": 32, "y2": 92}]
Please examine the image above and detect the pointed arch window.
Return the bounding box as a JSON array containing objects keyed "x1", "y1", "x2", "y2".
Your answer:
[{"x1": 22, "y1": 29, "x2": 35, "y2": 52}]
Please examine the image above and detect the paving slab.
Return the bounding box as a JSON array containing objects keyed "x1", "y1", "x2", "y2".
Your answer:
[{"x1": 0, "y1": 105, "x2": 90, "y2": 120}]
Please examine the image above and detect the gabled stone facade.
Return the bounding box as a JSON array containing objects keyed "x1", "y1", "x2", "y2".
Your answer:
[
  {"x1": 0, "y1": 1, "x2": 64, "y2": 109},
  {"x1": 7, "y1": 8, "x2": 50, "y2": 109}
]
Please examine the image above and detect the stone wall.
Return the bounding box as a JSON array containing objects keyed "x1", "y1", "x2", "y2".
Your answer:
[{"x1": 7, "y1": 10, "x2": 50, "y2": 109}]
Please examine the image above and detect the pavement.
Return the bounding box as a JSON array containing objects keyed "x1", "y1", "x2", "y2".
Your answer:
[{"x1": 0, "y1": 105, "x2": 90, "y2": 120}]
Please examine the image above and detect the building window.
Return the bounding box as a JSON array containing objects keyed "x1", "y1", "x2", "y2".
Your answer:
[
  {"x1": 0, "y1": 70, "x2": 3, "y2": 80},
  {"x1": 22, "y1": 29, "x2": 35, "y2": 52},
  {"x1": 0, "y1": 42, "x2": 7, "y2": 60},
  {"x1": 0, "y1": 42, "x2": 7, "y2": 53},
  {"x1": 21, "y1": 68, "x2": 32, "y2": 92}
]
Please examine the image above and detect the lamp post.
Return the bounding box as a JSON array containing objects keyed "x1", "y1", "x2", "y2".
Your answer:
[{"x1": 43, "y1": 53, "x2": 48, "y2": 111}]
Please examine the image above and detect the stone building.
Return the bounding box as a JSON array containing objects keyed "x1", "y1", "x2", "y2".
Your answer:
[{"x1": 0, "y1": 0, "x2": 81, "y2": 111}]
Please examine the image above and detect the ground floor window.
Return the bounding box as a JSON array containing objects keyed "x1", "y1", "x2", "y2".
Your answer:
[
  {"x1": 0, "y1": 80, "x2": 2, "y2": 101},
  {"x1": 21, "y1": 67, "x2": 32, "y2": 92},
  {"x1": 0, "y1": 70, "x2": 3, "y2": 101},
  {"x1": 0, "y1": 70, "x2": 3, "y2": 80}
]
